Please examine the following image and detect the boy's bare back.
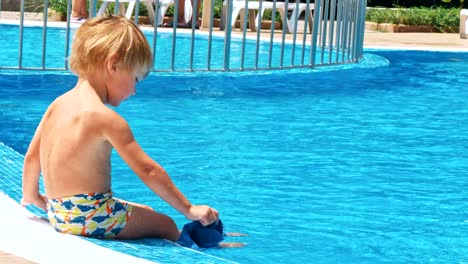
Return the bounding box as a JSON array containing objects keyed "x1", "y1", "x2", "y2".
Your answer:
[{"x1": 38, "y1": 82, "x2": 116, "y2": 199}]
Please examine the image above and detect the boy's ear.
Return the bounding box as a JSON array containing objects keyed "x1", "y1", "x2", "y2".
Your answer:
[{"x1": 106, "y1": 55, "x2": 119, "y2": 74}]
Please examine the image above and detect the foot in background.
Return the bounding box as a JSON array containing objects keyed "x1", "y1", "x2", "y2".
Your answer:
[{"x1": 161, "y1": 21, "x2": 199, "y2": 29}]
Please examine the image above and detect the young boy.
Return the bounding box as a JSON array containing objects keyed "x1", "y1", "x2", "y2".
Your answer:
[{"x1": 21, "y1": 15, "x2": 219, "y2": 242}]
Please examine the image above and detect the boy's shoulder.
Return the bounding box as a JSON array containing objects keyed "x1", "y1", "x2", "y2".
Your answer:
[{"x1": 51, "y1": 92, "x2": 124, "y2": 124}]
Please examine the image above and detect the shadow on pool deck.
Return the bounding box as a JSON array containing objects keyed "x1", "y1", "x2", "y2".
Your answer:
[{"x1": 0, "y1": 8, "x2": 467, "y2": 264}]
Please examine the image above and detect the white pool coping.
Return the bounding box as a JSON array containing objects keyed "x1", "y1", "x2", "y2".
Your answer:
[{"x1": 0, "y1": 192, "x2": 157, "y2": 264}]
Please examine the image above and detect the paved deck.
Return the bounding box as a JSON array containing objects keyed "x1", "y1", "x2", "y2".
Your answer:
[
  {"x1": 0, "y1": 10, "x2": 467, "y2": 264},
  {"x1": 363, "y1": 31, "x2": 468, "y2": 50}
]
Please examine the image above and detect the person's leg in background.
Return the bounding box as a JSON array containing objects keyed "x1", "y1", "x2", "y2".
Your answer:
[
  {"x1": 179, "y1": 0, "x2": 201, "y2": 27},
  {"x1": 71, "y1": 0, "x2": 89, "y2": 20},
  {"x1": 176, "y1": 0, "x2": 186, "y2": 25},
  {"x1": 190, "y1": 0, "x2": 202, "y2": 27},
  {"x1": 164, "y1": 0, "x2": 201, "y2": 28}
]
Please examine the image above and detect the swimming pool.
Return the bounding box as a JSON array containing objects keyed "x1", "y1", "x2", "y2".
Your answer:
[
  {"x1": 0, "y1": 47, "x2": 467, "y2": 263},
  {"x1": 1, "y1": 17, "x2": 468, "y2": 263}
]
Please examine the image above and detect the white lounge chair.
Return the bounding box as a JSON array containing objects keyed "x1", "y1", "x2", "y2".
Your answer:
[
  {"x1": 98, "y1": 0, "x2": 193, "y2": 26},
  {"x1": 460, "y1": 9, "x2": 468, "y2": 39},
  {"x1": 97, "y1": 0, "x2": 157, "y2": 24},
  {"x1": 156, "y1": 0, "x2": 193, "y2": 25},
  {"x1": 221, "y1": 0, "x2": 314, "y2": 33}
]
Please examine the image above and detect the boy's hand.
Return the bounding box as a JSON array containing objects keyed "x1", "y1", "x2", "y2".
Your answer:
[
  {"x1": 187, "y1": 205, "x2": 219, "y2": 226},
  {"x1": 21, "y1": 194, "x2": 48, "y2": 212}
]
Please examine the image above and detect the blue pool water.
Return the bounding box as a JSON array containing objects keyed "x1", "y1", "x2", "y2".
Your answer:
[
  {"x1": 1, "y1": 24, "x2": 468, "y2": 263},
  {"x1": 0, "y1": 49, "x2": 467, "y2": 263}
]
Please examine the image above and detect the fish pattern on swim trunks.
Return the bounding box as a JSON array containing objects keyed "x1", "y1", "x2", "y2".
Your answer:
[{"x1": 47, "y1": 191, "x2": 131, "y2": 239}]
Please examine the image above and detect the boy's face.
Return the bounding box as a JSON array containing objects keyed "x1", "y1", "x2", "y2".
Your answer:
[{"x1": 107, "y1": 66, "x2": 139, "y2": 107}]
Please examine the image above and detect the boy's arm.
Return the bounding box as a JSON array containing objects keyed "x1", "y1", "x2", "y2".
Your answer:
[
  {"x1": 103, "y1": 111, "x2": 218, "y2": 226},
  {"x1": 21, "y1": 114, "x2": 47, "y2": 212}
]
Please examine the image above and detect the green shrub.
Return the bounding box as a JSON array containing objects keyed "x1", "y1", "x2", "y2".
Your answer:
[
  {"x1": 367, "y1": 0, "x2": 462, "y2": 8},
  {"x1": 24, "y1": 0, "x2": 67, "y2": 16},
  {"x1": 366, "y1": 7, "x2": 459, "y2": 32},
  {"x1": 163, "y1": 0, "x2": 224, "y2": 19},
  {"x1": 48, "y1": 0, "x2": 68, "y2": 15},
  {"x1": 26, "y1": 0, "x2": 71, "y2": 19},
  {"x1": 43, "y1": 0, "x2": 68, "y2": 16}
]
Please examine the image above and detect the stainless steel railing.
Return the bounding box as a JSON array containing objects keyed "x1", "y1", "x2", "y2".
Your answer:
[{"x1": 0, "y1": 0, "x2": 366, "y2": 72}]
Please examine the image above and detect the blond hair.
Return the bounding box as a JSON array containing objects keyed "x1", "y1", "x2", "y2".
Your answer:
[{"x1": 69, "y1": 15, "x2": 153, "y2": 76}]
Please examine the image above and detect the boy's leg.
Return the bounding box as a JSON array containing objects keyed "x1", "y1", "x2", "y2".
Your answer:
[{"x1": 115, "y1": 202, "x2": 179, "y2": 241}]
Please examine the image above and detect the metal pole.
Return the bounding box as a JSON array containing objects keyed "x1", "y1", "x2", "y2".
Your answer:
[
  {"x1": 320, "y1": 0, "x2": 330, "y2": 64},
  {"x1": 348, "y1": 0, "x2": 356, "y2": 61},
  {"x1": 280, "y1": 0, "x2": 290, "y2": 68},
  {"x1": 206, "y1": 0, "x2": 216, "y2": 70},
  {"x1": 328, "y1": 0, "x2": 337, "y2": 64},
  {"x1": 18, "y1": 0, "x2": 25, "y2": 69},
  {"x1": 240, "y1": 0, "x2": 249, "y2": 70},
  {"x1": 170, "y1": 0, "x2": 179, "y2": 70},
  {"x1": 309, "y1": 0, "x2": 321, "y2": 67},
  {"x1": 189, "y1": 0, "x2": 198, "y2": 71},
  {"x1": 115, "y1": 0, "x2": 120, "y2": 15},
  {"x1": 359, "y1": 0, "x2": 366, "y2": 58},
  {"x1": 300, "y1": 0, "x2": 312, "y2": 66},
  {"x1": 268, "y1": 0, "x2": 278, "y2": 68},
  {"x1": 254, "y1": 0, "x2": 264, "y2": 69},
  {"x1": 290, "y1": 0, "x2": 300, "y2": 66},
  {"x1": 152, "y1": 1, "x2": 159, "y2": 71},
  {"x1": 89, "y1": 0, "x2": 97, "y2": 18},
  {"x1": 341, "y1": 0, "x2": 349, "y2": 63},
  {"x1": 223, "y1": 0, "x2": 234, "y2": 70},
  {"x1": 41, "y1": 0, "x2": 49, "y2": 69},
  {"x1": 65, "y1": 0, "x2": 72, "y2": 69},
  {"x1": 134, "y1": 0, "x2": 141, "y2": 24},
  {"x1": 334, "y1": 0, "x2": 342, "y2": 63}
]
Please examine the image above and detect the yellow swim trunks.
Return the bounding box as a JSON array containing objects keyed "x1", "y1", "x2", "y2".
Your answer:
[{"x1": 47, "y1": 191, "x2": 132, "y2": 239}]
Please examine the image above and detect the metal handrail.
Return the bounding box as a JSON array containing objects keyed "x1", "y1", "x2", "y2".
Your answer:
[{"x1": 0, "y1": 0, "x2": 367, "y2": 72}]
